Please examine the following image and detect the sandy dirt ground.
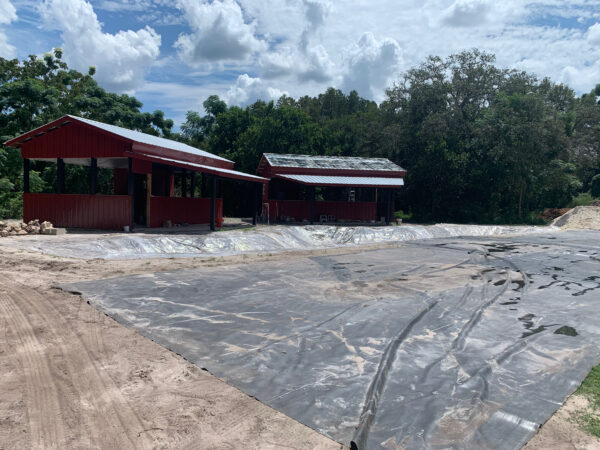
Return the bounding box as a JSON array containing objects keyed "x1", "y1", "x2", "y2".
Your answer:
[
  {"x1": 0, "y1": 242, "x2": 345, "y2": 450},
  {"x1": 1, "y1": 231, "x2": 599, "y2": 449},
  {"x1": 525, "y1": 394, "x2": 600, "y2": 450}
]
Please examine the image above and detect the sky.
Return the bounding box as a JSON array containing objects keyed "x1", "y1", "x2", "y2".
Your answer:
[{"x1": 1, "y1": 0, "x2": 600, "y2": 127}]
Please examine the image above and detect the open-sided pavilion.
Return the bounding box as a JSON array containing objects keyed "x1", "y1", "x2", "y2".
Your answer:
[
  {"x1": 5, "y1": 115, "x2": 268, "y2": 231},
  {"x1": 257, "y1": 153, "x2": 406, "y2": 224}
]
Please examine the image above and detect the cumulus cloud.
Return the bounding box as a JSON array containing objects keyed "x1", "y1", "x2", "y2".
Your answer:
[
  {"x1": 0, "y1": 0, "x2": 18, "y2": 58},
  {"x1": 260, "y1": 42, "x2": 335, "y2": 83},
  {"x1": 224, "y1": 74, "x2": 286, "y2": 106},
  {"x1": 440, "y1": 0, "x2": 493, "y2": 27},
  {"x1": 587, "y1": 22, "x2": 600, "y2": 45},
  {"x1": 341, "y1": 32, "x2": 402, "y2": 100},
  {"x1": 175, "y1": 0, "x2": 267, "y2": 66},
  {"x1": 300, "y1": 0, "x2": 330, "y2": 49},
  {"x1": 40, "y1": 0, "x2": 161, "y2": 93},
  {"x1": 258, "y1": 0, "x2": 334, "y2": 84}
]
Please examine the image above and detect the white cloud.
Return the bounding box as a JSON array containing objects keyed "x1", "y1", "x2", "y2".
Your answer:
[
  {"x1": 39, "y1": 0, "x2": 161, "y2": 93},
  {"x1": 257, "y1": 0, "x2": 334, "y2": 84},
  {"x1": 0, "y1": 0, "x2": 18, "y2": 58},
  {"x1": 224, "y1": 74, "x2": 286, "y2": 106},
  {"x1": 174, "y1": 0, "x2": 267, "y2": 67},
  {"x1": 260, "y1": 42, "x2": 335, "y2": 83},
  {"x1": 587, "y1": 22, "x2": 600, "y2": 46},
  {"x1": 440, "y1": 0, "x2": 493, "y2": 27},
  {"x1": 341, "y1": 32, "x2": 402, "y2": 101}
]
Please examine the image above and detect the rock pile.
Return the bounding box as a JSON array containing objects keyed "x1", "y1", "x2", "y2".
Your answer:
[{"x1": 0, "y1": 220, "x2": 62, "y2": 237}]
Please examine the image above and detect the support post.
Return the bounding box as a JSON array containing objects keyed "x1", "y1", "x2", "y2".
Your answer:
[
  {"x1": 23, "y1": 158, "x2": 30, "y2": 194},
  {"x1": 309, "y1": 186, "x2": 315, "y2": 224},
  {"x1": 252, "y1": 183, "x2": 259, "y2": 225},
  {"x1": 210, "y1": 175, "x2": 217, "y2": 231},
  {"x1": 168, "y1": 169, "x2": 175, "y2": 197},
  {"x1": 386, "y1": 189, "x2": 393, "y2": 225},
  {"x1": 128, "y1": 157, "x2": 135, "y2": 230},
  {"x1": 190, "y1": 172, "x2": 195, "y2": 198},
  {"x1": 90, "y1": 158, "x2": 98, "y2": 194},
  {"x1": 57, "y1": 158, "x2": 65, "y2": 194},
  {"x1": 146, "y1": 173, "x2": 152, "y2": 228},
  {"x1": 181, "y1": 170, "x2": 187, "y2": 197}
]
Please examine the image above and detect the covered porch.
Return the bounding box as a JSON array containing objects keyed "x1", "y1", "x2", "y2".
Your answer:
[
  {"x1": 8, "y1": 115, "x2": 267, "y2": 231},
  {"x1": 22, "y1": 155, "x2": 266, "y2": 231},
  {"x1": 263, "y1": 175, "x2": 403, "y2": 225}
]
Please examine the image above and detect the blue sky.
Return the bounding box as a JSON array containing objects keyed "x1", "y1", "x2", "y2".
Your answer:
[{"x1": 1, "y1": 0, "x2": 600, "y2": 128}]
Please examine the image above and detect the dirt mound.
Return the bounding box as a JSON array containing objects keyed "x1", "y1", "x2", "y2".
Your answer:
[
  {"x1": 552, "y1": 206, "x2": 600, "y2": 229},
  {"x1": 539, "y1": 208, "x2": 571, "y2": 221}
]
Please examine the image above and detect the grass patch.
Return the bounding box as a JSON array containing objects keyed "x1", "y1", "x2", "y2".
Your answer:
[
  {"x1": 577, "y1": 365, "x2": 600, "y2": 407},
  {"x1": 580, "y1": 413, "x2": 600, "y2": 437},
  {"x1": 574, "y1": 365, "x2": 600, "y2": 438},
  {"x1": 570, "y1": 192, "x2": 596, "y2": 207}
]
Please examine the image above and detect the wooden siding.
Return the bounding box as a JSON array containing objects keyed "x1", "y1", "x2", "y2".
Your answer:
[
  {"x1": 149, "y1": 197, "x2": 223, "y2": 228},
  {"x1": 23, "y1": 193, "x2": 131, "y2": 229},
  {"x1": 21, "y1": 123, "x2": 129, "y2": 159}
]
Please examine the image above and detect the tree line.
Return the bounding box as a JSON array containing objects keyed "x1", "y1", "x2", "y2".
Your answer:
[{"x1": 1, "y1": 49, "x2": 599, "y2": 223}]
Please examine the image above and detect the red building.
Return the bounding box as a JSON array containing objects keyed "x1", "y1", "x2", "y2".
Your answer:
[
  {"x1": 4, "y1": 115, "x2": 267, "y2": 230},
  {"x1": 257, "y1": 153, "x2": 406, "y2": 224}
]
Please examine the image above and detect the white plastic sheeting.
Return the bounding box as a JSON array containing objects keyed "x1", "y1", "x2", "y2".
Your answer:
[{"x1": 26, "y1": 224, "x2": 557, "y2": 260}]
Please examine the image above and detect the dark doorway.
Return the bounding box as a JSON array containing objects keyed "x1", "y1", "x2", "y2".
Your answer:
[{"x1": 134, "y1": 173, "x2": 147, "y2": 226}]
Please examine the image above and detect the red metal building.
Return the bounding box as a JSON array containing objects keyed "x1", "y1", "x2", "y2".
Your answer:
[
  {"x1": 257, "y1": 154, "x2": 406, "y2": 224},
  {"x1": 5, "y1": 115, "x2": 268, "y2": 230}
]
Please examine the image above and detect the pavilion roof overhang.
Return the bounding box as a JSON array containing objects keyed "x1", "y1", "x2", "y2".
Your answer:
[
  {"x1": 130, "y1": 152, "x2": 268, "y2": 184},
  {"x1": 273, "y1": 173, "x2": 404, "y2": 188}
]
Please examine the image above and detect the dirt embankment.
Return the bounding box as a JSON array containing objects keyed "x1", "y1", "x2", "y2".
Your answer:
[
  {"x1": 0, "y1": 246, "x2": 343, "y2": 450},
  {"x1": 553, "y1": 206, "x2": 600, "y2": 230}
]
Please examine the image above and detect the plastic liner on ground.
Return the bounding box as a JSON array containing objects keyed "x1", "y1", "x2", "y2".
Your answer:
[
  {"x1": 27, "y1": 223, "x2": 553, "y2": 260},
  {"x1": 60, "y1": 230, "x2": 600, "y2": 449}
]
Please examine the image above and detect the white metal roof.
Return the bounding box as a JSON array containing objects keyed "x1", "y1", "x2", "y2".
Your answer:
[
  {"x1": 68, "y1": 115, "x2": 232, "y2": 163},
  {"x1": 275, "y1": 174, "x2": 404, "y2": 187},
  {"x1": 139, "y1": 154, "x2": 268, "y2": 183}
]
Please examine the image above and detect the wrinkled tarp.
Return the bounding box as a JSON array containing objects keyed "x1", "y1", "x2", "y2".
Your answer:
[
  {"x1": 30, "y1": 224, "x2": 552, "y2": 260},
  {"x1": 60, "y1": 230, "x2": 600, "y2": 449}
]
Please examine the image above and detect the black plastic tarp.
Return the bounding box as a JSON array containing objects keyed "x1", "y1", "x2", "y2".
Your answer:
[{"x1": 60, "y1": 230, "x2": 600, "y2": 449}]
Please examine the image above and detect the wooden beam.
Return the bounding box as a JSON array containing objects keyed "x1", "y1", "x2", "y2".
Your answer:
[
  {"x1": 23, "y1": 159, "x2": 30, "y2": 194},
  {"x1": 190, "y1": 172, "x2": 195, "y2": 198},
  {"x1": 128, "y1": 157, "x2": 134, "y2": 230},
  {"x1": 146, "y1": 173, "x2": 152, "y2": 228},
  {"x1": 57, "y1": 158, "x2": 65, "y2": 193},
  {"x1": 309, "y1": 186, "x2": 315, "y2": 224},
  {"x1": 90, "y1": 158, "x2": 98, "y2": 194},
  {"x1": 210, "y1": 175, "x2": 217, "y2": 231}
]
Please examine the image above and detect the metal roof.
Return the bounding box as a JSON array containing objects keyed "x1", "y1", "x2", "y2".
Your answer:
[
  {"x1": 275, "y1": 174, "x2": 404, "y2": 187},
  {"x1": 264, "y1": 153, "x2": 404, "y2": 172},
  {"x1": 136, "y1": 154, "x2": 269, "y2": 184},
  {"x1": 68, "y1": 115, "x2": 232, "y2": 163}
]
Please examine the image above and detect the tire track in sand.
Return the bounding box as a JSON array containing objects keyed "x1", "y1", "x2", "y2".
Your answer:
[
  {"x1": 0, "y1": 289, "x2": 67, "y2": 448},
  {"x1": 3, "y1": 281, "x2": 153, "y2": 449},
  {"x1": 15, "y1": 286, "x2": 152, "y2": 449}
]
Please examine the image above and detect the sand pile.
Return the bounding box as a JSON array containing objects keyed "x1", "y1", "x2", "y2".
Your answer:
[{"x1": 552, "y1": 206, "x2": 600, "y2": 229}]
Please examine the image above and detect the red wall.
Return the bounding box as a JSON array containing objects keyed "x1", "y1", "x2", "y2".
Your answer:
[
  {"x1": 21, "y1": 123, "x2": 128, "y2": 159},
  {"x1": 268, "y1": 200, "x2": 376, "y2": 222},
  {"x1": 24, "y1": 193, "x2": 131, "y2": 229},
  {"x1": 149, "y1": 197, "x2": 223, "y2": 228}
]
